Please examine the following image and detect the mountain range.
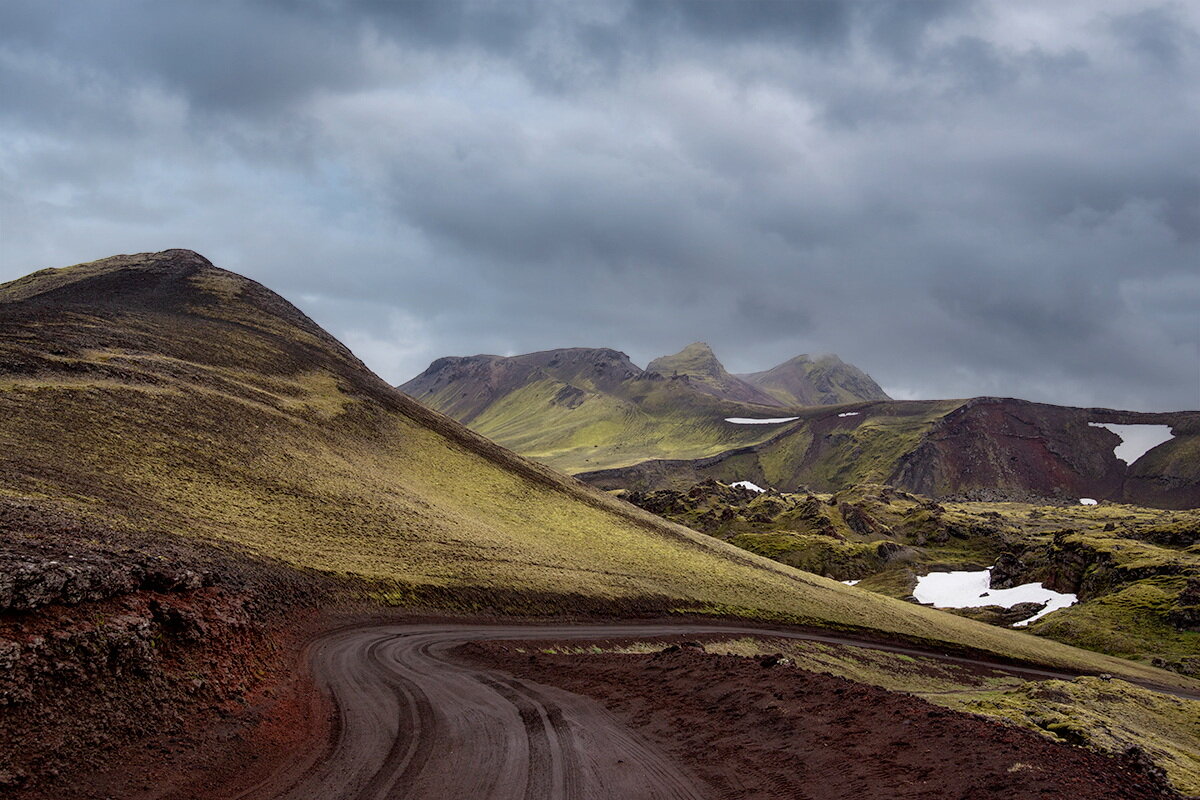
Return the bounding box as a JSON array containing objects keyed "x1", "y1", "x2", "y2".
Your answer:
[{"x1": 402, "y1": 344, "x2": 1200, "y2": 508}]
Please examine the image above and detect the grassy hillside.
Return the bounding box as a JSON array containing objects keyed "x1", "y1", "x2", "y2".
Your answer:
[
  {"x1": 462, "y1": 375, "x2": 801, "y2": 472},
  {"x1": 579, "y1": 400, "x2": 962, "y2": 489},
  {"x1": 401, "y1": 343, "x2": 907, "y2": 475},
  {"x1": 0, "y1": 250, "x2": 1195, "y2": 689}
]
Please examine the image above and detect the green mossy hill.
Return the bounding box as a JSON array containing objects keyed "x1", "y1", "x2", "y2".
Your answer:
[
  {"x1": 622, "y1": 481, "x2": 1200, "y2": 670},
  {"x1": 994, "y1": 528, "x2": 1200, "y2": 670},
  {"x1": 7, "y1": 250, "x2": 1188, "y2": 687},
  {"x1": 401, "y1": 345, "x2": 796, "y2": 473},
  {"x1": 622, "y1": 481, "x2": 1011, "y2": 585},
  {"x1": 401, "y1": 342, "x2": 895, "y2": 475},
  {"x1": 737, "y1": 353, "x2": 891, "y2": 406},
  {"x1": 400, "y1": 347, "x2": 643, "y2": 424}
]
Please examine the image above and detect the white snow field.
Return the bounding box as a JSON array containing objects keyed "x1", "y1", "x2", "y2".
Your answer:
[
  {"x1": 913, "y1": 568, "x2": 1077, "y2": 627},
  {"x1": 1087, "y1": 423, "x2": 1174, "y2": 464},
  {"x1": 731, "y1": 480, "x2": 766, "y2": 493},
  {"x1": 837, "y1": 412, "x2": 860, "y2": 417},
  {"x1": 725, "y1": 416, "x2": 800, "y2": 424},
  {"x1": 1079, "y1": 498, "x2": 1098, "y2": 506}
]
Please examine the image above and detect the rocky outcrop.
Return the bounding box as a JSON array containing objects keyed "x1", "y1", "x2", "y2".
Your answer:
[
  {"x1": 992, "y1": 529, "x2": 1194, "y2": 600},
  {"x1": 0, "y1": 554, "x2": 209, "y2": 613},
  {"x1": 1167, "y1": 578, "x2": 1200, "y2": 631},
  {"x1": 0, "y1": 496, "x2": 335, "y2": 791},
  {"x1": 948, "y1": 601, "x2": 1048, "y2": 627}
]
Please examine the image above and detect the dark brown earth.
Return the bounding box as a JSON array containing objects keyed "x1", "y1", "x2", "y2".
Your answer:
[
  {"x1": 464, "y1": 637, "x2": 1180, "y2": 800},
  {"x1": 15, "y1": 622, "x2": 1185, "y2": 800}
]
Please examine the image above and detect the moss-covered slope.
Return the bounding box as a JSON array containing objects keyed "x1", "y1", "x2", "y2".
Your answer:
[
  {"x1": 623, "y1": 480, "x2": 1200, "y2": 673},
  {"x1": 400, "y1": 342, "x2": 896, "y2": 474}
]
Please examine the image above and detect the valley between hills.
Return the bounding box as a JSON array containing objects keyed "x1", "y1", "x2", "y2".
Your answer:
[{"x1": 1, "y1": 250, "x2": 1198, "y2": 798}]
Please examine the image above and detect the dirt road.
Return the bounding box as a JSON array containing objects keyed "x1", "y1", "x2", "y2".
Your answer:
[
  {"x1": 216, "y1": 621, "x2": 1194, "y2": 800},
  {"x1": 230, "y1": 624, "x2": 723, "y2": 800}
]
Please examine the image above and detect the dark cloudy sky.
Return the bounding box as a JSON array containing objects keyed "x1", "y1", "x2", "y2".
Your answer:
[{"x1": 2, "y1": 1, "x2": 1197, "y2": 410}]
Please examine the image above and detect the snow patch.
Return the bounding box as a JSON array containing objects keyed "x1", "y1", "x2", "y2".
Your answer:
[
  {"x1": 1079, "y1": 498, "x2": 1098, "y2": 506},
  {"x1": 913, "y1": 568, "x2": 1077, "y2": 627},
  {"x1": 837, "y1": 412, "x2": 860, "y2": 418},
  {"x1": 841, "y1": 579, "x2": 860, "y2": 586},
  {"x1": 1088, "y1": 423, "x2": 1174, "y2": 464},
  {"x1": 731, "y1": 480, "x2": 766, "y2": 493},
  {"x1": 725, "y1": 416, "x2": 800, "y2": 425}
]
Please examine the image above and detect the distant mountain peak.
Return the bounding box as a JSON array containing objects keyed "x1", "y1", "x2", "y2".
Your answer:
[
  {"x1": 647, "y1": 343, "x2": 780, "y2": 406},
  {"x1": 738, "y1": 352, "x2": 889, "y2": 407},
  {"x1": 647, "y1": 342, "x2": 720, "y2": 375}
]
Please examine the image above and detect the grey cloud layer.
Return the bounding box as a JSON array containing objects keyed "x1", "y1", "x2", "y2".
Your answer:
[{"x1": 2, "y1": 0, "x2": 1197, "y2": 410}]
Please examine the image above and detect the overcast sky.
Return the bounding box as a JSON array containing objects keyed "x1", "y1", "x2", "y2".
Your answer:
[{"x1": 2, "y1": 0, "x2": 1197, "y2": 410}]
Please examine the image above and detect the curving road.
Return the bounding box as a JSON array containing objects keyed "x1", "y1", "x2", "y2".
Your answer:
[{"x1": 221, "y1": 622, "x2": 1183, "y2": 800}]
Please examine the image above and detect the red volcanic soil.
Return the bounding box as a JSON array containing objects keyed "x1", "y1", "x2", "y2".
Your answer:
[
  {"x1": 9, "y1": 622, "x2": 1182, "y2": 799},
  {"x1": 460, "y1": 639, "x2": 1178, "y2": 800},
  {"x1": 2, "y1": 604, "x2": 332, "y2": 800}
]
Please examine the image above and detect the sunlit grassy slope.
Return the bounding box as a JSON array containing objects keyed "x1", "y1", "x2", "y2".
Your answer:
[
  {"x1": 0, "y1": 250, "x2": 1193, "y2": 689},
  {"x1": 460, "y1": 377, "x2": 792, "y2": 472}
]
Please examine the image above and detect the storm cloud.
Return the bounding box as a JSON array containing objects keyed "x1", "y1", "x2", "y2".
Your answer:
[{"x1": 2, "y1": 0, "x2": 1197, "y2": 410}]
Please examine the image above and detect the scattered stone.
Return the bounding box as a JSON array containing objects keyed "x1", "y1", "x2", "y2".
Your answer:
[{"x1": 759, "y1": 653, "x2": 790, "y2": 668}]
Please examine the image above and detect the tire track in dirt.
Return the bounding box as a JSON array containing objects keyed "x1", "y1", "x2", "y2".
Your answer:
[{"x1": 223, "y1": 622, "x2": 1197, "y2": 800}]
